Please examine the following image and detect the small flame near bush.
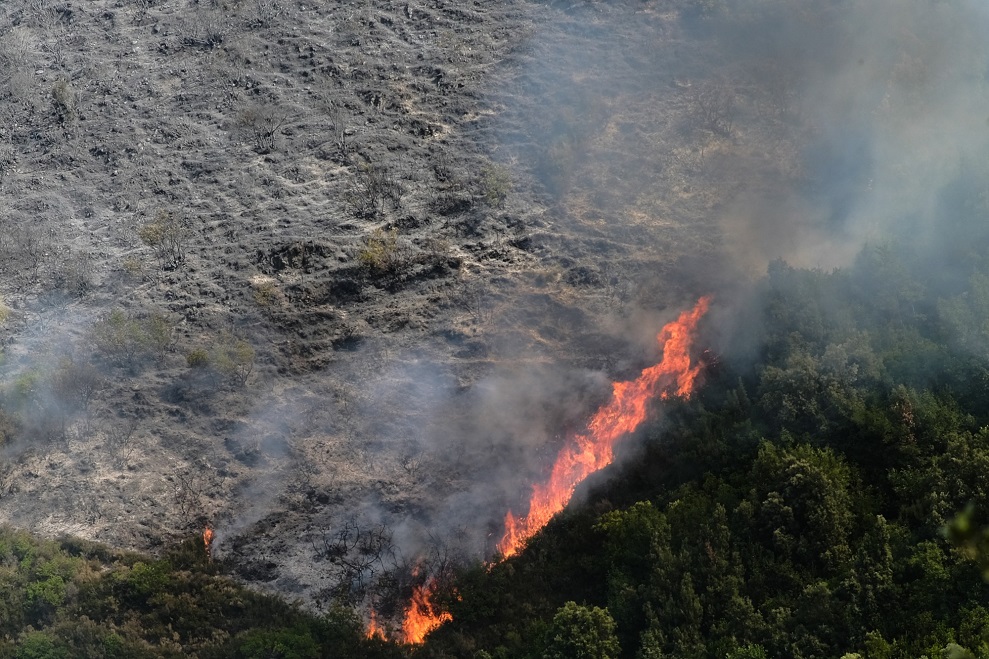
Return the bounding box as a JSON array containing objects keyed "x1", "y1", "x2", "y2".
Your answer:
[{"x1": 203, "y1": 527, "x2": 215, "y2": 561}]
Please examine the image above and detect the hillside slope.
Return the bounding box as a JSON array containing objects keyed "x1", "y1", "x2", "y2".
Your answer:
[
  {"x1": 0, "y1": 0, "x2": 746, "y2": 611},
  {"x1": 2, "y1": 0, "x2": 983, "y2": 634}
]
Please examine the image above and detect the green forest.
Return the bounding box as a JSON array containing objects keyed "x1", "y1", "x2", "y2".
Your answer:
[{"x1": 0, "y1": 530, "x2": 403, "y2": 658}]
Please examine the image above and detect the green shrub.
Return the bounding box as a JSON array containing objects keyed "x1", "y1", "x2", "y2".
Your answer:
[
  {"x1": 235, "y1": 627, "x2": 321, "y2": 659},
  {"x1": 252, "y1": 280, "x2": 280, "y2": 308},
  {"x1": 50, "y1": 359, "x2": 104, "y2": 413},
  {"x1": 126, "y1": 561, "x2": 171, "y2": 597},
  {"x1": 26, "y1": 575, "x2": 66, "y2": 609},
  {"x1": 0, "y1": 408, "x2": 20, "y2": 447},
  {"x1": 89, "y1": 310, "x2": 174, "y2": 370},
  {"x1": 479, "y1": 163, "x2": 512, "y2": 208},
  {"x1": 90, "y1": 310, "x2": 141, "y2": 368},
  {"x1": 51, "y1": 79, "x2": 74, "y2": 124},
  {"x1": 358, "y1": 228, "x2": 401, "y2": 272},
  {"x1": 186, "y1": 348, "x2": 210, "y2": 369},
  {"x1": 142, "y1": 314, "x2": 174, "y2": 361},
  {"x1": 210, "y1": 336, "x2": 255, "y2": 385},
  {"x1": 543, "y1": 602, "x2": 620, "y2": 659},
  {"x1": 14, "y1": 630, "x2": 68, "y2": 659},
  {"x1": 10, "y1": 370, "x2": 41, "y2": 409},
  {"x1": 137, "y1": 210, "x2": 189, "y2": 270},
  {"x1": 121, "y1": 257, "x2": 144, "y2": 280},
  {"x1": 186, "y1": 335, "x2": 255, "y2": 386}
]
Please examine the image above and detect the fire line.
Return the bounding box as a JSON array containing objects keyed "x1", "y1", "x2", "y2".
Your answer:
[
  {"x1": 496, "y1": 295, "x2": 711, "y2": 559},
  {"x1": 367, "y1": 296, "x2": 712, "y2": 642},
  {"x1": 203, "y1": 527, "x2": 215, "y2": 562},
  {"x1": 400, "y1": 576, "x2": 453, "y2": 644}
]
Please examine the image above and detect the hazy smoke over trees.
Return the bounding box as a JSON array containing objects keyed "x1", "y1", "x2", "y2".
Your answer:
[
  {"x1": 706, "y1": 0, "x2": 989, "y2": 271},
  {"x1": 365, "y1": 0, "x2": 989, "y2": 558}
]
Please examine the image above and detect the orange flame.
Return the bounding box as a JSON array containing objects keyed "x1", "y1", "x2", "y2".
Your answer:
[
  {"x1": 401, "y1": 577, "x2": 453, "y2": 644},
  {"x1": 203, "y1": 527, "x2": 214, "y2": 560},
  {"x1": 362, "y1": 297, "x2": 711, "y2": 642},
  {"x1": 366, "y1": 610, "x2": 387, "y2": 641},
  {"x1": 497, "y1": 296, "x2": 711, "y2": 559}
]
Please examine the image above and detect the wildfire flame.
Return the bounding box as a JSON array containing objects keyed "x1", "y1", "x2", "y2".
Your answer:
[
  {"x1": 363, "y1": 297, "x2": 711, "y2": 642},
  {"x1": 401, "y1": 577, "x2": 453, "y2": 644},
  {"x1": 497, "y1": 296, "x2": 711, "y2": 559},
  {"x1": 366, "y1": 610, "x2": 386, "y2": 641},
  {"x1": 203, "y1": 527, "x2": 214, "y2": 560}
]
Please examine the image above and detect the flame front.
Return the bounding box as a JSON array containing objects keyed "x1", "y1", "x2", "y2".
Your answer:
[
  {"x1": 362, "y1": 297, "x2": 711, "y2": 642},
  {"x1": 401, "y1": 578, "x2": 453, "y2": 644},
  {"x1": 497, "y1": 296, "x2": 711, "y2": 559},
  {"x1": 203, "y1": 527, "x2": 214, "y2": 559},
  {"x1": 366, "y1": 610, "x2": 386, "y2": 641}
]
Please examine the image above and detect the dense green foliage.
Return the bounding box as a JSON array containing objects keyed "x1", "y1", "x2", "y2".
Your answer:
[
  {"x1": 419, "y1": 192, "x2": 989, "y2": 657},
  {"x1": 0, "y1": 530, "x2": 400, "y2": 659}
]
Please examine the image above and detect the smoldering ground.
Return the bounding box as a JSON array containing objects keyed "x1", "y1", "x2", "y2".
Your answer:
[{"x1": 232, "y1": 355, "x2": 620, "y2": 588}]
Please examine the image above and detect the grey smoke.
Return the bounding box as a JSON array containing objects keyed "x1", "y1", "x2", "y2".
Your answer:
[{"x1": 710, "y1": 0, "x2": 989, "y2": 271}]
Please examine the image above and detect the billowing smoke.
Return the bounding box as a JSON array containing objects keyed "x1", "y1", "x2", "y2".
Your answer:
[{"x1": 707, "y1": 0, "x2": 989, "y2": 272}]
